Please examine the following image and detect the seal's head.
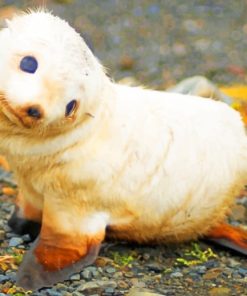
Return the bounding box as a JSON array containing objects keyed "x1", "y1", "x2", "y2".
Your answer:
[{"x1": 0, "y1": 11, "x2": 106, "y2": 132}]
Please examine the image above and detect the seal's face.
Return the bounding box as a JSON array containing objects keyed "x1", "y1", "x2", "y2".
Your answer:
[{"x1": 0, "y1": 11, "x2": 104, "y2": 133}]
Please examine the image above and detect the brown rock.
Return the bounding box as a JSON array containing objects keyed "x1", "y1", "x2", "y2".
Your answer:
[
  {"x1": 119, "y1": 55, "x2": 135, "y2": 70},
  {"x1": 209, "y1": 287, "x2": 231, "y2": 296},
  {"x1": 229, "y1": 204, "x2": 246, "y2": 222},
  {"x1": 126, "y1": 288, "x2": 164, "y2": 296},
  {"x1": 203, "y1": 268, "x2": 223, "y2": 280}
]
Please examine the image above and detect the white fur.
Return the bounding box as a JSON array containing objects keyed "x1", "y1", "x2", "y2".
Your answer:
[{"x1": 0, "y1": 11, "x2": 246, "y2": 240}]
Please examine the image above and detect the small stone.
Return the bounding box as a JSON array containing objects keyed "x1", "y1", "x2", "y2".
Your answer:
[
  {"x1": 8, "y1": 237, "x2": 23, "y2": 247},
  {"x1": 203, "y1": 268, "x2": 223, "y2": 280},
  {"x1": 124, "y1": 271, "x2": 134, "y2": 278},
  {"x1": 55, "y1": 283, "x2": 68, "y2": 290},
  {"x1": 230, "y1": 204, "x2": 246, "y2": 221},
  {"x1": 226, "y1": 258, "x2": 241, "y2": 268},
  {"x1": 142, "y1": 253, "x2": 150, "y2": 261},
  {"x1": 170, "y1": 272, "x2": 183, "y2": 278},
  {"x1": 72, "y1": 292, "x2": 83, "y2": 296},
  {"x1": 238, "y1": 268, "x2": 247, "y2": 276},
  {"x1": 0, "y1": 230, "x2": 5, "y2": 241},
  {"x1": 22, "y1": 234, "x2": 31, "y2": 242},
  {"x1": 209, "y1": 287, "x2": 231, "y2": 296},
  {"x1": 126, "y1": 288, "x2": 164, "y2": 296},
  {"x1": 77, "y1": 283, "x2": 95, "y2": 292},
  {"x1": 70, "y1": 273, "x2": 81, "y2": 281},
  {"x1": 146, "y1": 262, "x2": 163, "y2": 272},
  {"x1": 6, "y1": 271, "x2": 16, "y2": 281},
  {"x1": 105, "y1": 267, "x2": 116, "y2": 274},
  {"x1": 195, "y1": 266, "x2": 207, "y2": 274},
  {"x1": 82, "y1": 269, "x2": 92, "y2": 280},
  {"x1": 0, "y1": 274, "x2": 9, "y2": 283},
  {"x1": 105, "y1": 287, "x2": 115, "y2": 293},
  {"x1": 119, "y1": 55, "x2": 135, "y2": 70},
  {"x1": 47, "y1": 290, "x2": 62, "y2": 296},
  {"x1": 118, "y1": 280, "x2": 129, "y2": 289}
]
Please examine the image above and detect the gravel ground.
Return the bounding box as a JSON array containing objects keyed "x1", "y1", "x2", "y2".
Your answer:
[{"x1": 0, "y1": 1, "x2": 247, "y2": 295}]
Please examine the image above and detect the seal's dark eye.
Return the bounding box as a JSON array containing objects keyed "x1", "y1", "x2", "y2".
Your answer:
[
  {"x1": 20, "y1": 56, "x2": 38, "y2": 74},
  {"x1": 65, "y1": 100, "x2": 77, "y2": 117}
]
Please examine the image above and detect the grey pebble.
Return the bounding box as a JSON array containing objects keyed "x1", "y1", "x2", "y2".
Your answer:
[
  {"x1": 70, "y1": 273, "x2": 81, "y2": 281},
  {"x1": 72, "y1": 292, "x2": 84, "y2": 296},
  {"x1": 22, "y1": 234, "x2": 31, "y2": 242},
  {"x1": 238, "y1": 268, "x2": 247, "y2": 276},
  {"x1": 170, "y1": 272, "x2": 183, "y2": 278},
  {"x1": 55, "y1": 283, "x2": 68, "y2": 290},
  {"x1": 0, "y1": 274, "x2": 9, "y2": 283},
  {"x1": 5, "y1": 271, "x2": 16, "y2": 281},
  {"x1": 8, "y1": 237, "x2": 23, "y2": 247},
  {"x1": 146, "y1": 262, "x2": 163, "y2": 272},
  {"x1": 47, "y1": 290, "x2": 62, "y2": 296},
  {"x1": 195, "y1": 266, "x2": 207, "y2": 274},
  {"x1": 105, "y1": 267, "x2": 116, "y2": 274},
  {"x1": 82, "y1": 269, "x2": 92, "y2": 280},
  {"x1": 104, "y1": 287, "x2": 115, "y2": 293}
]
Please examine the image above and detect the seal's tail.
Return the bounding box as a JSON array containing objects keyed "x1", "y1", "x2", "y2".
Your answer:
[{"x1": 205, "y1": 222, "x2": 247, "y2": 255}]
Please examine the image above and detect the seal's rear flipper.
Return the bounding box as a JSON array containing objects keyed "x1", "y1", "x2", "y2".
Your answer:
[{"x1": 205, "y1": 223, "x2": 247, "y2": 255}]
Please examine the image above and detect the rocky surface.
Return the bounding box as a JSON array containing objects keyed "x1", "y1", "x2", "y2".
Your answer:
[{"x1": 0, "y1": 1, "x2": 247, "y2": 295}]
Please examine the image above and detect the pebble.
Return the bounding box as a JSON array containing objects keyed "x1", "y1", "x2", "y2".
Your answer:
[
  {"x1": 0, "y1": 274, "x2": 9, "y2": 283},
  {"x1": 203, "y1": 268, "x2": 223, "y2": 280},
  {"x1": 8, "y1": 236, "x2": 23, "y2": 247},
  {"x1": 105, "y1": 267, "x2": 116, "y2": 274},
  {"x1": 118, "y1": 280, "x2": 129, "y2": 289},
  {"x1": 5, "y1": 271, "x2": 16, "y2": 281},
  {"x1": 146, "y1": 262, "x2": 164, "y2": 272},
  {"x1": 70, "y1": 273, "x2": 81, "y2": 281},
  {"x1": 22, "y1": 233, "x2": 31, "y2": 242},
  {"x1": 238, "y1": 268, "x2": 247, "y2": 276},
  {"x1": 82, "y1": 269, "x2": 92, "y2": 280},
  {"x1": 226, "y1": 258, "x2": 241, "y2": 268},
  {"x1": 124, "y1": 271, "x2": 134, "y2": 278},
  {"x1": 209, "y1": 287, "x2": 231, "y2": 296},
  {"x1": 47, "y1": 290, "x2": 62, "y2": 296},
  {"x1": 0, "y1": 230, "x2": 5, "y2": 241},
  {"x1": 195, "y1": 266, "x2": 207, "y2": 274},
  {"x1": 170, "y1": 272, "x2": 183, "y2": 278},
  {"x1": 104, "y1": 287, "x2": 115, "y2": 293},
  {"x1": 72, "y1": 292, "x2": 83, "y2": 296}
]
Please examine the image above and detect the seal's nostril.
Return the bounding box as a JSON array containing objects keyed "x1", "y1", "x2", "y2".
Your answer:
[{"x1": 26, "y1": 107, "x2": 41, "y2": 119}]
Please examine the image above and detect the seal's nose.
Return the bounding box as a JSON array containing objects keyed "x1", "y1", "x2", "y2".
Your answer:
[{"x1": 26, "y1": 106, "x2": 42, "y2": 119}]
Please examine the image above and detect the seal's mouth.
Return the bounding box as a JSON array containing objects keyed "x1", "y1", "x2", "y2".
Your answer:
[{"x1": 0, "y1": 93, "x2": 43, "y2": 128}]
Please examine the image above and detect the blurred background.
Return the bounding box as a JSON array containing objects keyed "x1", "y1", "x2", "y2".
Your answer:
[{"x1": 0, "y1": 0, "x2": 247, "y2": 89}]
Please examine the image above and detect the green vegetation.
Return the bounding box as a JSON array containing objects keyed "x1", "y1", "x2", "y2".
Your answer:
[
  {"x1": 176, "y1": 242, "x2": 218, "y2": 267},
  {"x1": 111, "y1": 251, "x2": 135, "y2": 267}
]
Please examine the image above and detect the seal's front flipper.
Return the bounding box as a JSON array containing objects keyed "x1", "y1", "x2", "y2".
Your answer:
[
  {"x1": 205, "y1": 223, "x2": 247, "y2": 255},
  {"x1": 16, "y1": 198, "x2": 107, "y2": 291},
  {"x1": 16, "y1": 235, "x2": 101, "y2": 291}
]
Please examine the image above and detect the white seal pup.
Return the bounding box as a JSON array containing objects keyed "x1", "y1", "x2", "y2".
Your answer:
[{"x1": 0, "y1": 11, "x2": 246, "y2": 290}]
